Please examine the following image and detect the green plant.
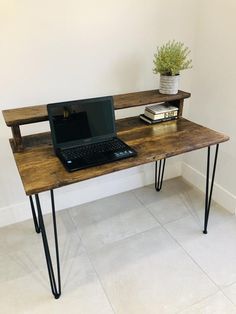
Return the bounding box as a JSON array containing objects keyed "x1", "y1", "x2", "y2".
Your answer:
[{"x1": 153, "y1": 40, "x2": 192, "y2": 76}]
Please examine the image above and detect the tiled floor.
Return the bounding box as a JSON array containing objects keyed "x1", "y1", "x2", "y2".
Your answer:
[{"x1": 1, "y1": 177, "x2": 236, "y2": 313}]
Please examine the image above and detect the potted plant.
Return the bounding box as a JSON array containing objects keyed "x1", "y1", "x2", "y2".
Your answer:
[{"x1": 153, "y1": 40, "x2": 192, "y2": 94}]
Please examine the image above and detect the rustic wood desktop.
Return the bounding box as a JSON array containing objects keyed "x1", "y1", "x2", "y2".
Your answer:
[{"x1": 2, "y1": 90, "x2": 229, "y2": 299}]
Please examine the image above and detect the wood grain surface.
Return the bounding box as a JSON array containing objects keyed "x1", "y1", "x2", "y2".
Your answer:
[
  {"x1": 2, "y1": 90, "x2": 190, "y2": 126},
  {"x1": 11, "y1": 117, "x2": 229, "y2": 196}
]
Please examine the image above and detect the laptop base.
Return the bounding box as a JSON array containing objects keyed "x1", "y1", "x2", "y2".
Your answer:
[{"x1": 58, "y1": 138, "x2": 137, "y2": 172}]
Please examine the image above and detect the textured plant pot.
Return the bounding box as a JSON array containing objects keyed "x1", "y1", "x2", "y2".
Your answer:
[{"x1": 159, "y1": 75, "x2": 179, "y2": 95}]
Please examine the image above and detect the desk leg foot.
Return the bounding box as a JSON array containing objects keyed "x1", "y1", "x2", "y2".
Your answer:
[
  {"x1": 35, "y1": 190, "x2": 61, "y2": 299},
  {"x1": 203, "y1": 144, "x2": 219, "y2": 234},
  {"x1": 29, "y1": 195, "x2": 40, "y2": 233},
  {"x1": 155, "y1": 159, "x2": 166, "y2": 192}
]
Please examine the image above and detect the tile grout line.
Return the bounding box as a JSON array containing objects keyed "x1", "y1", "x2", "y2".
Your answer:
[
  {"x1": 162, "y1": 223, "x2": 226, "y2": 307},
  {"x1": 136, "y1": 182, "x2": 236, "y2": 301},
  {"x1": 139, "y1": 189, "x2": 236, "y2": 313},
  {"x1": 67, "y1": 196, "x2": 162, "y2": 255},
  {"x1": 82, "y1": 242, "x2": 117, "y2": 314},
  {"x1": 130, "y1": 189, "x2": 164, "y2": 226},
  {"x1": 179, "y1": 190, "x2": 203, "y2": 223},
  {"x1": 163, "y1": 187, "x2": 236, "y2": 309},
  {"x1": 218, "y1": 285, "x2": 236, "y2": 308},
  {"x1": 136, "y1": 183, "x2": 236, "y2": 310},
  {"x1": 174, "y1": 290, "x2": 229, "y2": 314},
  {"x1": 3, "y1": 183, "x2": 236, "y2": 312},
  {"x1": 70, "y1": 201, "x2": 212, "y2": 313},
  {"x1": 41, "y1": 209, "x2": 236, "y2": 312},
  {"x1": 82, "y1": 222, "x2": 161, "y2": 258},
  {"x1": 64, "y1": 184, "x2": 236, "y2": 311},
  {"x1": 75, "y1": 211, "x2": 229, "y2": 314},
  {"x1": 131, "y1": 188, "x2": 194, "y2": 228},
  {"x1": 67, "y1": 206, "x2": 116, "y2": 313},
  {"x1": 167, "y1": 237, "x2": 232, "y2": 312},
  {"x1": 131, "y1": 188, "x2": 154, "y2": 208},
  {"x1": 26, "y1": 208, "x2": 117, "y2": 307},
  {"x1": 161, "y1": 207, "x2": 236, "y2": 310}
]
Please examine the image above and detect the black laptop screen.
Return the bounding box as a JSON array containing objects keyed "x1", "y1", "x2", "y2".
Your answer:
[{"x1": 48, "y1": 97, "x2": 116, "y2": 146}]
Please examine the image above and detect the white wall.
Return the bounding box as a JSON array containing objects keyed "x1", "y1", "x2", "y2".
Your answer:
[
  {"x1": 1, "y1": 0, "x2": 196, "y2": 226},
  {"x1": 182, "y1": 0, "x2": 236, "y2": 213}
]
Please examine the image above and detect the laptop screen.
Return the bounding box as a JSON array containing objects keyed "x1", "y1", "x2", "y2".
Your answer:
[{"x1": 47, "y1": 96, "x2": 116, "y2": 148}]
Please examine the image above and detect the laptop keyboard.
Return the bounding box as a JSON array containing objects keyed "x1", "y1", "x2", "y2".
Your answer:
[{"x1": 61, "y1": 138, "x2": 132, "y2": 161}]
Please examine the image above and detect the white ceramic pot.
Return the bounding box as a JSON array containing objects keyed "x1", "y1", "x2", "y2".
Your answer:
[{"x1": 159, "y1": 75, "x2": 179, "y2": 95}]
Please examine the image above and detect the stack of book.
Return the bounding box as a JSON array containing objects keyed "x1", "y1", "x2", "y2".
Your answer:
[{"x1": 140, "y1": 102, "x2": 179, "y2": 124}]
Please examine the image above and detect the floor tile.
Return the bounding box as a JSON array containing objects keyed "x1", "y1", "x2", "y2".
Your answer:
[
  {"x1": 182, "y1": 187, "x2": 234, "y2": 228},
  {"x1": 134, "y1": 178, "x2": 233, "y2": 228},
  {"x1": 69, "y1": 191, "x2": 158, "y2": 253},
  {"x1": 0, "y1": 209, "x2": 76, "y2": 255},
  {"x1": 147, "y1": 193, "x2": 190, "y2": 225},
  {"x1": 1, "y1": 177, "x2": 235, "y2": 313},
  {"x1": 0, "y1": 210, "x2": 81, "y2": 279},
  {"x1": 133, "y1": 178, "x2": 193, "y2": 225},
  {"x1": 132, "y1": 177, "x2": 192, "y2": 207},
  {"x1": 223, "y1": 282, "x2": 236, "y2": 306},
  {"x1": 0, "y1": 253, "x2": 30, "y2": 283},
  {"x1": 0, "y1": 248, "x2": 114, "y2": 314},
  {"x1": 90, "y1": 227, "x2": 217, "y2": 314},
  {"x1": 179, "y1": 291, "x2": 236, "y2": 314},
  {"x1": 8, "y1": 231, "x2": 82, "y2": 276},
  {"x1": 165, "y1": 214, "x2": 236, "y2": 287}
]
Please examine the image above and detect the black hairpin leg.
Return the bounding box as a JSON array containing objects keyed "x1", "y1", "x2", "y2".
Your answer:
[
  {"x1": 29, "y1": 195, "x2": 40, "y2": 234},
  {"x1": 35, "y1": 190, "x2": 61, "y2": 299},
  {"x1": 155, "y1": 159, "x2": 166, "y2": 191},
  {"x1": 203, "y1": 144, "x2": 219, "y2": 234}
]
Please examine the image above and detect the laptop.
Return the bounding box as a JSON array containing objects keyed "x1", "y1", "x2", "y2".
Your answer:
[{"x1": 47, "y1": 96, "x2": 137, "y2": 172}]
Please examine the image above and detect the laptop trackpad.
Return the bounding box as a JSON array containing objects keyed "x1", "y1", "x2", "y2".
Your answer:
[{"x1": 85, "y1": 153, "x2": 106, "y2": 164}]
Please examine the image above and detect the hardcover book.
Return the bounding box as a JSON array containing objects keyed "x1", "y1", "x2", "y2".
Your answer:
[
  {"x1": 144, "y1": 108, "x2": 178, "y2": 121},
  {"x1": 139, "y1": 114, "x2": 177, "y2": 124},
  {"x1": 145, "y1": 103, "x2": 178, "y2": 115}
]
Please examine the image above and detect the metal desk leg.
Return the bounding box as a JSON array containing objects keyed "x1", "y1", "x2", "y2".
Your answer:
[
  {"x1": 203, "y1": 144, "x2": 219, "y2": 234},
  {"x1": 35, "y1": 190, "x2": 61, "y2": 299},
  {"x1": 29, "y1": 195, "x2": 40, "y2": 234},
  {"x1": 155, "y1": 159, "x2": 166, "y2": 191}
]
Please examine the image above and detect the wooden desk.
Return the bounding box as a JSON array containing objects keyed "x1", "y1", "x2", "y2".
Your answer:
[
  {"x1": 2, "y1": 90, "x2": 229, "y2": 298},
  {"x1": 9, "y1": 117, "x2": 228, "y2": 195}
]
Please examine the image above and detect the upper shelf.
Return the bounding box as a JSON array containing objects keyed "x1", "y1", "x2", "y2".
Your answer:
[{"x1": 2, "y1": 89, "x2": 190, "y2": 127}]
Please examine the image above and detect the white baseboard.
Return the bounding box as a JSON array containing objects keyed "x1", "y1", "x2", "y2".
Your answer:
[
  {"x1": 0, "y1": 160, "x2": 182, "y2": 228},
  {"x1": 0, "y1": 201, "x2": 31, "y2": 228},
  {"x1": 182, "y1": 162, "x2": 236, "y2": 214}
]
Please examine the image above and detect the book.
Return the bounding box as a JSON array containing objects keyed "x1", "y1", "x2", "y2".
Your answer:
[
  {"x1": 145, "y1": 102, "x2": 178, "y2": 115},
  {"x1": 144, "y1": 108, "x2": 178, "y2": 121},
  {"x1": 139, "y1": 114, "x2": 177, "y2": 124}
]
